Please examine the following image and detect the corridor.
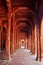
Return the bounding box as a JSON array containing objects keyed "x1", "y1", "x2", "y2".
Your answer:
[
  {"x1": 0, "y1": 0, "x2": 43, "y2": 64},
  {"x1": 0, "y1": 48, "x2": 43, "y2": 65}
]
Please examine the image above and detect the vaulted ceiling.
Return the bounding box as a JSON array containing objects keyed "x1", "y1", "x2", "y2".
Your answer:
[
  {"x1": 11, "y1": 0, "x2": 38, "y2": 11},
  {"x1": 0, "y1": 0, "x2": 39, "y2": 13},
  {"x1": 0, "y1": 0, "x2": 39, "y2": 38}
]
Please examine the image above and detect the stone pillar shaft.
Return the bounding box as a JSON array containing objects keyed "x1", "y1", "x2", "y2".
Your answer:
[
  {"x1": 11, "y1": 16, "x2": 14, "y2": 54},
  {"x1": 36, "y1": 25, "x2": 41, "y2": 61},
  {"x1": 5, "y1": 15, "x2": 11, "y2": 60},
  {"x1": 31, "y1": 27, "x2": 35, "y2": 54},
  {"x1": 0, "y1": 26, "x2": 1, "y2": 51}
]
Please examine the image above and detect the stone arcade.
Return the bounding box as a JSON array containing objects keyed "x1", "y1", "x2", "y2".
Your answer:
[{"x1": 0, "y1": 0, "x2": 43, "y2": 62}]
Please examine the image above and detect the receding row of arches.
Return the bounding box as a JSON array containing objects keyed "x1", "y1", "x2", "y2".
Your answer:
[{"x1": 0, "y1": 6, "x2": 43, "y2": 61}]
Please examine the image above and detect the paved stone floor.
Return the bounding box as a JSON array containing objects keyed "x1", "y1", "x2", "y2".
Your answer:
[{"x1": 0, "y1": 48, "x2": 43, "y2": 65}]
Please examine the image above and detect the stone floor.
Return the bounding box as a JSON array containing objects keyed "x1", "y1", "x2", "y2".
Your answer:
[
  {"x1": 0, "y1": 50, "x2": 6, "y2": 60},
  {"x1": 0, "y1": 48, "x2": 43, "y2": 65}
]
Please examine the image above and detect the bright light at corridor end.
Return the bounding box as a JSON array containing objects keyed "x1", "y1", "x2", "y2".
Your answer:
[{"x1": 20, "y1": 39, "x2": 25, "y2": 49}]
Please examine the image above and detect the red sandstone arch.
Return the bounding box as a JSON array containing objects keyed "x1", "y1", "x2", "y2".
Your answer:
[
  {"x1": 14, "y1": 19, "x2": 32, "y2": 49},
  {"x1": 0, "y1": 0, "x2": 42, "y2": 61},
  {"x1": 7, "y1": 7, "x2": 35, "y2": 21},
  {"x1": 4, "y1": 2, "x2": 38, "y2": 60},
  {"x1": 11, "y1": 7, "x2": 34, "y2": 16},
  {"x1": 14, "y1": 18, "x2": 32, "y2": 30}
]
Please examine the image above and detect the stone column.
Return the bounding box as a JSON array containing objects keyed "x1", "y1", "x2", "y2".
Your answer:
[
  {"x1": 27, "y1": 37, "x2": 29, "y2": 49},
  {"x1": 33, "y1": 26, "x2": 35, "y2": 54},
  {"x1": 35, "y1": 25, "x2": 37, "y2": 56},
  {"x1": 5, "y1": 14, "x2": 11, "y2": 60},
  {"x1": 11, "y1": 16, "x2": 14, "y2": 55},
  {"x1": 31, "y1": 26, "x2": 35, "y2": 54},
  {"x1": 5, "y1": 0, "x2": 11, "y2": 60},
  {"x1": 15, "y1": 30, "x2": 18, "y2": 50},
  {"x1": 36, "y1": 25, "x2": 41, "y2": 61},
  {"x1": 29, "y1": 35, "x2": 31, "y2": 51},
  {"x1": 41, "y1": 18, "x2": 43, "y2": 60},
  {"x1": 15, "y1": 30, "x2": 17, "y2": 50},
  {"x1": 16, "y1": 32, "x2": 19, "y2": 49},
  {"x1": 27, "y1": 35, "x2": 31, "y2": 51},
  {"x1": 14, "y1": 21, "x2": 17, "y2": 51},
  {"x1": 0, "y1": 26, "x2": 1, "y2": 51}
]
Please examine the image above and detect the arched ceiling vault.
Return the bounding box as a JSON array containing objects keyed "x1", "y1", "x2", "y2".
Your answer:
[
  {"x1": 15, "y1": 20, "x2": 32, "y2": 37},
  {"x1": 0, "y1": 0, "x2": 39, "y2": 31},
  {"x1": 16, "y1": 21, "x2": 31, "y2": 31},
  {"x1": 10, "y1": 7, "x2": 35, "y2": 28},
  {"x1": 11, "y1": 0, "x2": 39, "y2": 12},
  {"x1": 14, "y1": 7, "x2": 34, "y2": 14},
  {"x1": 4, "y1": 1, "x2": 38, "y2": 26},
  {"x1": 16, "y1": 23, "x2": 30, "y2": 32},
  {"x1": 11, "y1": 7, "x2": 34, "y2": 21},
  {"x1": 1, "y1": 0, "x2": 39, "y2": 14},
  {"x1": 16, "y1": 26, "x2": 31, "y2": 37},
  {"x1": 16, "y1": 26, "x2": 30, "y2": 34},
  {"x1": 4, "y1": 0, "x2": 39, "y2": 38},
  {"x1": 0, "y1": 0, "x2": 39, "y2": 18},
  {"x1": 15, "y1": 18, "x2": 32, "y2": 29},
  {"x1": 5, "y1": 0, "x2": 39, "y2": 12}
]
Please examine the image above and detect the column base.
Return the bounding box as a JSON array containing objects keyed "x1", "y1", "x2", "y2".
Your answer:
[
  {"x1": 36, "y1": 56, "x2": 41, "y2": 61},
  {"x1": 4, "y1": 53, "x2": 10, "y2": 60}
]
